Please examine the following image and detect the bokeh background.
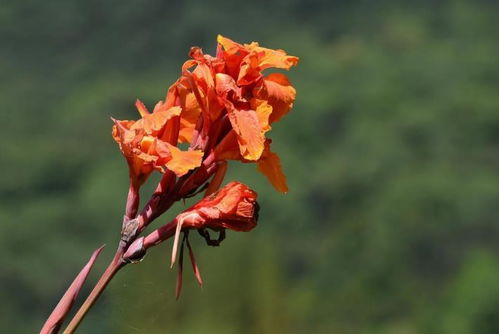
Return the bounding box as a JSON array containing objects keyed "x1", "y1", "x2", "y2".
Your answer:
[{"x1": 2, "y1": 0, "x2": 499, "y2": 333}]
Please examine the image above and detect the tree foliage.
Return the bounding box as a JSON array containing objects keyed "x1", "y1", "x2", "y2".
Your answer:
[{"x1": 1, "y1": 0, "x2": 499, "y2": 333}]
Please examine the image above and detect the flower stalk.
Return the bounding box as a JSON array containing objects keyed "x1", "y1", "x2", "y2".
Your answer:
[{"x1": 41, "y1": 35, "x2": 298, "y2": 333}]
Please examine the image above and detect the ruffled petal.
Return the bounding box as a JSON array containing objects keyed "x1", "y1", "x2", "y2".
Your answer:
[
  {"x1": 254, "y1": 73, "x2": 296, "y2": 124},
  {"x1": 132, "y1": 106, "x2": 182, "y2": 134},
  {"x1": 160, "y1": 142, "x2": 204, "y2": 177},
  {"x1": 247, "y1": 43, "x2": 299, "y2": 71},
  {"x1": 227, "y1": 107, "x2": 265, "y2": 161}
]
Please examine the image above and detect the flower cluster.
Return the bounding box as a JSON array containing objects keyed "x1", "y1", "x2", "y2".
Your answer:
[
  {"x1": 41, "y1": 36, "x2": 298, "y2": 333},
  {"x1": 113, "y1": 35, "x2": 298, "y2": 194},
  {"x1": 113, "y1": 35, "x2": 298, "y2": 295}
]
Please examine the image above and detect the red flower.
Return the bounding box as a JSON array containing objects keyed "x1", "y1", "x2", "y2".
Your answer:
[{"x1": 123, "y1": 181, "x2": 259, "y2": 298}]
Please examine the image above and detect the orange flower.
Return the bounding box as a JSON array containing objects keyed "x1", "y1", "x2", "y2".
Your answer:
[
  {"x1": 213, "y1": 36, "x2": 297, "y2": 193},
  {"x1": 164, "y1": 35, "x2": 298, "y2": 192},
  {"x1": 112, "y1": 99, "x2": 203, "y2": 185}
]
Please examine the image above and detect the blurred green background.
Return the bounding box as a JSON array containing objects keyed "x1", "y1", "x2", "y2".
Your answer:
[{"x1": 2, "y1": 0, "x2": 499, "y2": 333}]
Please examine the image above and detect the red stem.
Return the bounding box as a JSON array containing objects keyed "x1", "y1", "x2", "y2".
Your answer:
[{"x1": 125, "y1": 181, "x2": 140, "y2": 220}]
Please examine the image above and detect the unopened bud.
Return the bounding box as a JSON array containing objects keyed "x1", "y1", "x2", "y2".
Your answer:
[{"x1": 123, "y1": 237, "x2": 146, "y2": 263}]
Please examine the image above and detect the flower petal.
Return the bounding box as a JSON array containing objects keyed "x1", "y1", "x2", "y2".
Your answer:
[
  {"x1": 161, "y1": 142, "x2": 204, "y2": 177},
  {"x1": 217, "y1": 35, "x2": 244, "y2": 54},
  {"x1": 186, "y1": 237, "x2": 203, "y2": 286},
  {"x1": 247, "y1": 43, "x2": 299, "y2": 71},
  {"x1": 135, "y1": 99, "x2": 150, "y2": 117},
  {"x1": 251, "y1": 98, "x2": 272, "y2": 133},
  {"x1": 214, "y1": 130, "x2": 242, "y2": 161},
  {"x1": 257, "y1": 144, "x2": 288, "y2": 193},
  {"x1": 254, "y1": 73, "x2": 296, "y2": 124},
  {"x1": 227, "y1": 107, "x2": 265, "y2": 161},
  {"x1": 132, "y1": 106, "x2": 181, "y2": 134}
]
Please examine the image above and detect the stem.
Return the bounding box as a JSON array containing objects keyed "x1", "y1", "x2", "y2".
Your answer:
[
  {"x1": 125, "y1": 181, "x2": 140, "y2": 220},
  {"x1": 63, "y1": 243, "x2": 127, "y2": 334}
]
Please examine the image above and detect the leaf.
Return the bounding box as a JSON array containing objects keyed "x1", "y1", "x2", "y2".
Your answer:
[{"x1": 40, "y1": 245, "x2": 105, "y2": 334}]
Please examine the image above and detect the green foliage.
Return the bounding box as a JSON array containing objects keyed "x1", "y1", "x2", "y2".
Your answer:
[{"x1": 1, "y1": 0, "x2": 499, "y2": 333}]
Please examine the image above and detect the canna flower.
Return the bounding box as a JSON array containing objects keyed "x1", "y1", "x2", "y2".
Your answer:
[
  {"x1": 213, "y1": 36, "x2": 298, "y2": 193},
  {"x1": 43, "y1": 36, "x2": 298, "y2": 331},
  {"x1": 112, "y1": 99, "x2": 204, "y2": 186},
  {"x1": 164, "y1": 35, "x2": 298, "y2": 193}
]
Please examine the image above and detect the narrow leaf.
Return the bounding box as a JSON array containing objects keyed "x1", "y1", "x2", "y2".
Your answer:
[{"x1": 40, "y1": 245, "x2": 105, "y2": 334}]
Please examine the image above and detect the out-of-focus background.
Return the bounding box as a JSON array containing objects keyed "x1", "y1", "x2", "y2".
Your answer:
[{"x1": 2, "y1": 0, "x2": 499, "y2": 333}]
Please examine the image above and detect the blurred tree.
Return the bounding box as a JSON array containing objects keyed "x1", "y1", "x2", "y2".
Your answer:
[{"x1": 1, "y1": 0, "x2": 499, "y2": 333}]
